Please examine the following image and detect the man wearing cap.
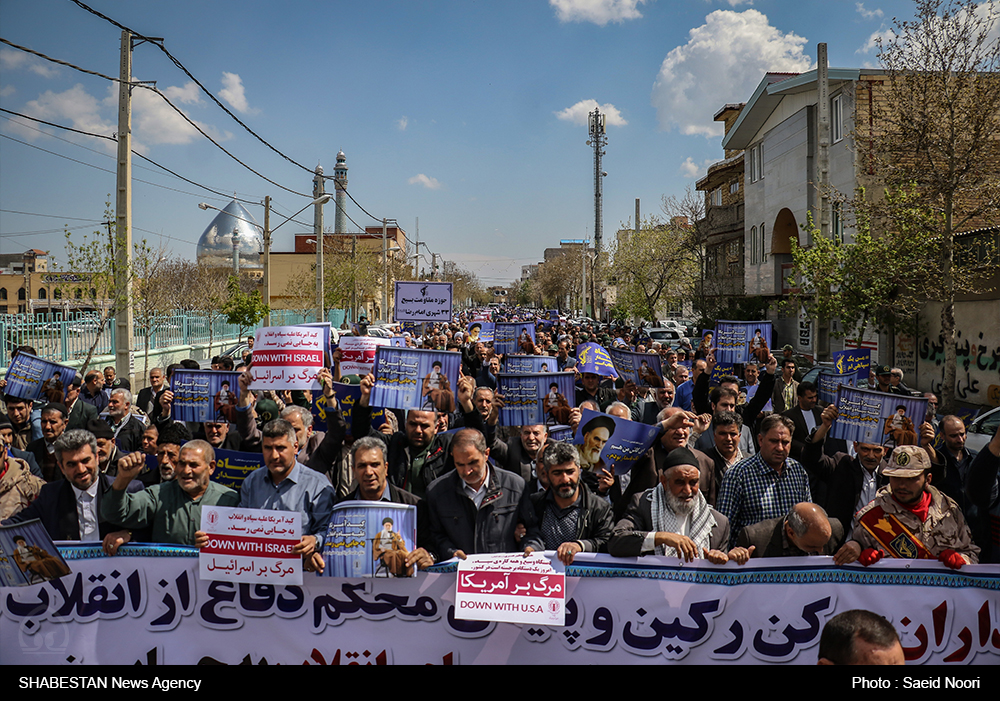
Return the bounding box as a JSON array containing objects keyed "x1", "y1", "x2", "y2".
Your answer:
[
  {"x1": 64, "y1": 374, "x2": 99, "y2": 431},
  {"x1": 609, "y1": 446, "x2": 731, "y2": 563},
  {"x1": 873, "y1": 365, "x2": 907, "y2": 396},
  {"x1": 853, "y1": 444, "x2": 979, "y2": 568}
]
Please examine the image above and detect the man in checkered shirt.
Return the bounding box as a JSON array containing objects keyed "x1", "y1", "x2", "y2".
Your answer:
[{"x1": 716, "y1": 414, "x2": 812, "y2": 549}]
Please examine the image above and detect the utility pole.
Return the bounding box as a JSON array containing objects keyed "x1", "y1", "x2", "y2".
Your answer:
[
  {"x1": 587, "y1": 108, "x2": 607, "y2": 321},
  {"x1": 816, "y1": 42, "x2": 831, "y2": 360},
  {"x1": 263, "y1": 196, "x2": 271, "y2": 325},
  {"x1": 115, "y1": 30, "x2": 135, "y2": 389},
  {"x1": 382, "y1": 218, "x2": 388, "y2": 322},
  {"x1": 313, "y1": 165, "x2": 325, "y2": 323}
]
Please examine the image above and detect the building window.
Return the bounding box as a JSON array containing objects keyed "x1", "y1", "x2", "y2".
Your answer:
[
  {"x1": 712, "y1": 188, "x2": 723, "y2": 207},
  {"x1": 832, "y1": 94, "x2": 844, "y2": 143},
  {"x1": 38, "y1": 288, "x2": 46, "y2": 300},
  {"x1": 748, "y1": 143, "x2": 763, "y2": 183},
  {"x1": 0, "y1": 288, "x2": 6, "y2": 300},
  {"x1": 833, "y1": 204, "x2": 844, "y2": 243},
  {"x1": 729, "y1": 180, "x2": 739, "y2": 195},
  {"x1": 749, "y1": 226, "x2": 758, "y2": 265}
]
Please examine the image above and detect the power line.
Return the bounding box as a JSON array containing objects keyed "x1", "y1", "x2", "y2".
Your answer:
[
  {"x1": 0, "y1": 36, "x2": 309, "y2": 198},
  {"x1": 0, "y1": 109, "x2": 257, "y2": 204}
]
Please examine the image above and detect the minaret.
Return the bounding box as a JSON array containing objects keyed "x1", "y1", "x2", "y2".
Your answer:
[{"x1": 334, "y1": 150, "x2": 348, "y2": 235}]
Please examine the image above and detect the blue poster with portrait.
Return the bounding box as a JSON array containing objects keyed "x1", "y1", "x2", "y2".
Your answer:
[
  {"x1": 572, "y1": 408, "x2": 661, "y2": 476},
  {"x1": 467, "y1": 321, "x2": 495, "y2": 344},
  {"x1": 211, "y1": 449, "x2": 266, "y2": 491},
  {"x1": 830, "y1": 386, "x2": 929, "y2": 447},
  {"x1": 320, "y1": 502, "x2": 418, "y2": 578},
  {"x1": 494, "y1": 322, "x2": 535, "y2": 355},
  {"x1": 3, "y1": 354, "x2": 76, "y2": 402},
  {"x1": 609, "y1": 348, "x2": 665, "y2": 388},
  {"x1": 370, "y1": 347, "x2": 462, "y2": 413},
  {"x1": 170, "y1": 370, "x2": 243, "y2": 423},
  {"x1": 712, "y1": 321, "x2": 773, "y2": 365},
  {"x1": 502, "y1": 355, "x2": 560, "y2": 374},
  {"x1": 496, "y1": 372, "x2": 576, "y2": 427}
]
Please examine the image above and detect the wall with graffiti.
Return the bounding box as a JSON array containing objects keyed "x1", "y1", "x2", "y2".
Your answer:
[{"x1": 918, "y1": 300, "x2": 1000, "y2": 407}]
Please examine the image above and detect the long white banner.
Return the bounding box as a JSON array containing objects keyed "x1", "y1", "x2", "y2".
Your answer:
[{"x1": 2, "y1": 547, "x2": 998, "y2": 665}]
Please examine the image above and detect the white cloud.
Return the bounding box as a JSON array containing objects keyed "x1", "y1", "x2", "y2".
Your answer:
[
  {"x1": 721, "y1": 0, "x2": 753, "y2": 6},
  {"x1": 0, "y1": 47, "x2": 59, "y2": 78},
  {"x1": 165, "y1": 81, "x2": 202, "y2": 105},
  {"x1": 408, "y1": 173, "x2": 442, "y2": 189},
  {"x1": 0, "y1": 85, "x2": 15, "y2": 98},
  {"x1": 550, "y1": 0, "x2": 649, "y2": 26},
  {"x1": 861, "y1": 27, "x2": 895, "y2": 53},
  {"x1": 218, "y1": 72, "x2": 259, "y2": 115},
  {"x1": 679, "y1": 156, "x2": 716, "y2": 178},
  {"x1": 651, "y1": 10, "x2": 812, "y2": 137},
  {"x1": 396, "y1": 116, "x2": 408, "y2": 131},
  {"x1": 855, "y1": 3, "x2": 884, "y2": 20},
  {"x1": 861, "y1": 2, "x2": 999, "y2": 54},
  {"x1": 9, "y1": 84, "x2": 116, "y2": 143},
  {"x1": 118, "y1": 83, "x2": 232, "y2": 148},
  {"x1": 555, "y1": 99, "x2": 628, "y2": 126}
]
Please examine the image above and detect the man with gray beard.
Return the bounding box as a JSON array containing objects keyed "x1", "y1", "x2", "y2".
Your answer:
[{"x1": 609, "y1": 446, "x2": 732, "y2": 563}]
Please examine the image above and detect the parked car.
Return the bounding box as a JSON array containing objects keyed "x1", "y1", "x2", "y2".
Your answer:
[
  {"x1": 966, "y1": 406, "x2": 1000, "y2": 454},
  {"x1": 644, "y1": 327, "x2": 690, "y2": 345}
]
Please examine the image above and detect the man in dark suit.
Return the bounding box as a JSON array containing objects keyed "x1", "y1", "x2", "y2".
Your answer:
[
  {"x1": 135, "y1": 367, "x2": 165, "y2": 417},
  {"x1": 782, "y1": 381, "x2": 822, "y2": 461},
  {"x1": 730, "y1": 502, "x2": 860, "y2": 563},
  {"x1": 27, "y1": 403, "x2": 69, "y2": 482},
  {"x1": 64, "y1": 375, "x2": 99, "y2": 431},
  {"x1": 4, "y1": 428, "x2": 143, "y2": 548}
]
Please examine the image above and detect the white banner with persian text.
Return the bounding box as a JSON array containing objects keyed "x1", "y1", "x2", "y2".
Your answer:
[
  {"x1": 2, "y1": 547, "x2": 998, "y2": 665},
  {"x1": 393, "y1": 281, "x2": 453, "y2": 323}
]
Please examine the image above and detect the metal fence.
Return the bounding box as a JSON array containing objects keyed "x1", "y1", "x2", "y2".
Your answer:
[{"x1": 0, "y1": 308, "x2": 348, "y2": 370}]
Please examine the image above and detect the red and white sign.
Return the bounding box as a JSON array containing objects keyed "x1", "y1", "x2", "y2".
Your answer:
[
  {"x1": 250, "y1": 325, "x2": 325, "y2": 390},
  {"x1": 199, "y1": 506, "x2": 301, "y2": 585},
  {"x1": 339, "y1": 335, "x2": 390, "y2": 376},
  {"x1": 456, "y1": 552, "x2": 565, "y2": 625}
]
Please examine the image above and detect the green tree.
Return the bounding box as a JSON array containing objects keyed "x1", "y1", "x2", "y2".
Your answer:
[
  {"x1": 608, "y1": 216, "x2": 697, "y2": 324},
  {"x1": 59, "y1": 204, "x2": 152, "y2": 375},
  {"x1": 867, "y1": 0, "x2": 1000, "y2": 409},
  {"x1": 222, "y1": 275, "x2": 269, "y2": 338}
]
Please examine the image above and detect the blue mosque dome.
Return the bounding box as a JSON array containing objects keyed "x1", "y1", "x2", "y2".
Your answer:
[{"x1": 196, "y1": 200, "x2": 263, "y2": 270}]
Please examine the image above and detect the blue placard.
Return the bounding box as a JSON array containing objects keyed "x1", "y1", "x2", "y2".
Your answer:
[
  {"x1": 817, "y1": 371, "x2": 859, "y2": 405},
  {"x1": 497, "y1": 372, "x2": 576, "y2": 427},
  {"x1": 832, "y1": 348, "x2": 871, "y2": 386},
  {"x1": 467, "y1": 321, "x2": 495, "y2": 344},
  {"x1": 609, "y1": 348, "x2": 664, "y2": 388},
  {"x1": 494, "y1": 323, "x2": 535, "y2": 355},
  {"x1": 708, "y1": 362, "x2": 736, "y2": 387},
  {"x1": 211, "y1": 449, "x2": 267, "y2": 491},
  {"x1": 170, "y1": 370, "x2": 243, "y2": 424},
  {"x1": 502, "y1": 355, "x2": 560, "y2": 374},
  {"x1": 575, "y1": 342, "x2": 619, "y2": 379},
  {"x1": 830, "y1": 386, "x2": 929, "y2": 446},
  {"x1": 714, "y1": 321, "x2": 772, "y2": 364},
  {"x1": 326, "y1": 382, "x2": 389, "y2": 438},
  {"x1": 3, "y1": 354, "x2": 76, "y2": 402},
  {"x1": 572, "y1": 408, "x2": 661, "y2": 476},
  {"x1": 370, "y1": 347, "x2": 462, "y2": 412},
  {"x1": 320, "y1": 502, "x2": 418, "y2": 578}
]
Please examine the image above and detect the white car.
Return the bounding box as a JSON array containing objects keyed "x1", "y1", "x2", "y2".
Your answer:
[{"x1": 966, "y1": 406, "x2": 1000, "y2": 454}]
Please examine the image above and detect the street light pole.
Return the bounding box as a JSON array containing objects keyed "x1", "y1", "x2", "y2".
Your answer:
[{"x1": 313, "y1": 165, "x2": 325, "y2": 323}]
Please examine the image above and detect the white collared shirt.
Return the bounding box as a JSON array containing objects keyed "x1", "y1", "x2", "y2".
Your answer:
[
  {"x1": 463, "y1": 467, "x2": 491, "y2": 510},
  {"x1": 72, "y1": 480, "x2": 101, "y2": 542}
]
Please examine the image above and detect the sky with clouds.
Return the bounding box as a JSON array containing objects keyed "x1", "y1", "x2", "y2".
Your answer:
[{"x1": 0, "y1": 0, "x2": 967, "y2": 288}]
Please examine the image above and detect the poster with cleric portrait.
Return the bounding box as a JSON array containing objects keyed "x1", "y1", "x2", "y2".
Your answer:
[
  {"x1": 369, "y1": 347, "x2": 462, "y2": 413},
  {"x1": 502, "y1": 355, "x2": 560, "y2": 374},
  {"x1": 496, "y1": 372, "x2": 575, "y2": 427},
  {"x1": 609, "y1": 348, "x2": 665, "y2": 388},
  {"x1": 714, "y1": 321, "x2": 773, "y2": 365},
  {"x1": 830, "y1": 386, "x2": 928, "y2": 447},
  {"x1": 494, "y1": 323, "x2": 535, "y2": 355},
  {"x1": 572, "y1": 408, "x2": 661, "y2": 476},
  {"x1": 170, "y1": 369, "x2": 243, "y2": 423},
  {"x1": 467, "y1": 321, "x2": 495, "y2": 344}
]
